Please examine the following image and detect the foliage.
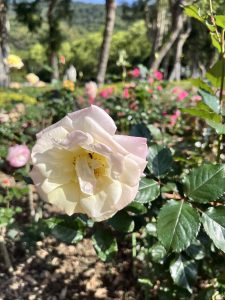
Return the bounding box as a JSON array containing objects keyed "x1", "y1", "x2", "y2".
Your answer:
[{"x1": 0, "y1": 91, "x2": 36, "y2": 105}]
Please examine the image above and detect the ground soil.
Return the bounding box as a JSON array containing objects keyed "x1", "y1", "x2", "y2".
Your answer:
[{"x1": 0, "y1": 233, "x2": 143, "y2": 300}]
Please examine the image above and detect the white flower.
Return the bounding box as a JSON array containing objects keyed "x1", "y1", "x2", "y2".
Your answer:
[{"x1": 30, "y1": 106, "x2": 147, "y2": 221}]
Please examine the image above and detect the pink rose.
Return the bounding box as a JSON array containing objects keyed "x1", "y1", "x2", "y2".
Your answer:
[
  {"x1": 154, "y1": 70, "x2": 163, "y2": 81},
  {"x1": 99, "y1": 87, "x2": 114, "y2": 99},
  {"x1": 157, "y1": 85, "x2": 163, "y2": 91},
  {"x1": 148, "y1": 77, "x2": 154, "y2": 85},
  {"x1": 177, "y1": 91, "x2": 188, "y2": 101},
  {"x1": 7, "y1": 145, "x2": 30, "y2": 168},
  {"x1": 172, "y1": 87, "x2": 182, "y2": 94},
  {"x1": 122, "y1": 88, "x2": 130, "y2": 99},
  {"x1": 131, "y1": 68, "x2": 140, "y2": 78},
  {"x1": 191, "y1": 95, "x2": 202, "y2": 102},
  {"x1": 85, "y1": 81, "x2": 98, "y2": 105},
  {"x1": 30, "y1": 105, "x2": 147, "y2": 222},
  {"x1": 170, "y1": 110, "x2": 181, "y2": 126}
]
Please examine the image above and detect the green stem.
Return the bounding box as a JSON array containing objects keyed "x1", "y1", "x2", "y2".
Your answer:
[
  {"x1": 216, "y1": 30, "x2": 225, "y2": 163},
  {"x1": 132, "y1": 232, "x2": 137, "y2": 277}
]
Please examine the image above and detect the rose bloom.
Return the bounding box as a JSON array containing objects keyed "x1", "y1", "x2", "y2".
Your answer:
[
  {"x1": 7, "y1": 145, "x2": 30, "y2": 168},
  {"x1": 170, "y1": 110, "x2": 181, "y2": 126},
  {"x1": 85, "y1": 81, "x2": 98, "y2": 105},
  {"x1": 59, "y1": 55, "x2": 66, "y2": 64},
  {"x1": 0, "y1": 113, "x2": 10, "y2": 123},
  {"x1": 154, "y1": 70, "x2": 163, "y2": 81},
  {"x1": 30, "y1": 105, "x2": 147, "y2": 221},
  {"x1": 172, "y1": 87, "x2": 182, "y2": 94},
  {"x1": 122, "y1": 87, "x2": 130, "y2": 99},
  {"x1": 191, "y1": 95, "x2": 202, "y2": 102},
  {"x1": 63, "y1": 80, "x2": 75, "y2": 92},
  {"x1": 0, "y1": 171, "x2": 16, "y2": 188},
  {"x1": 0, "y1": 172, "x2": 16, "y2": 188},
  {"x1": 131, "y1": 67, "x2": 140, "y2": 78},
  {"x1": 26, "y1": 73, "x2": 40, "y2": 85},
  {"x1": 99, "y1": 87, "x2": 114, "y2": 99},
  {"x1": 177, "y1": 90, "x2": 188, "y2": 101},
  {"x1": 9, "y1": 82, "x2": 21, "y2": 89},
  {"x1": 148, "y1": 77, "x2": 154, "y2": 85},
  {"x1": 5, "y1": 55, "x2": 24, "y2": 69},
  {"x1": 157, "y1": 85, "x2": 163, "y2": 91}
]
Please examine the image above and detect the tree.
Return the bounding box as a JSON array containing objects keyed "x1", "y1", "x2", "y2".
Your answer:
[
  {"x1": 169, "y1": 20, "x2": 191, "y2": 81},
  {"x1": 150, "y1": 0, "x2": 186, "y2": 71},
  {"x1": 15, "y1": 0, "x2": 72, "y2": 82},
  {"x1": 97, "y1": 0, "x2": 116, "y2": 85},
  {"x1": 0, "y1": 0, "x2": 9, "y2": 87}
]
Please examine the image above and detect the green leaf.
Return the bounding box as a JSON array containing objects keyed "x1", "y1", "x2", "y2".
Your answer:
[
  {"x1": 206, "y1": 60, "x2": 225, "y2": 88},
  {"x1": 183, "y1": 102, "x2": 220, "y2": 123},
  {"x1": 108, "y1": 211, "x2": 134, "y2": 233},
  {"x1": 130, "y1": 123, "x2": 152, "y2": 141},
  {"x1": 149, "y1": 243, "x2": 167, "y2": 263},
  {"x1": 183, "y1": 164, "x2": 225, "y2": 203},
  {"x1": 184, "y1": 5, "x2": 204, "y2": 23},
  {"x1": 189, "y1": 78, "x2": 213, "y2": 94},
  {"x1": 206, "y1": 120, "x2": 225, "y2": 134},
  {"x1": 126, "y1": 202, "x2": 147, "y2": 215},
  {"x1": 170, "y1": 255, "x2": 197, "y2": 293},
  {"x1": 185, "y1": 240, "x2": 205, "y2": 260},
  {"x1": 135, "y1": 178, "x2": 160, "y2": 203},
  {"x1": 46, "y1": 215, "x2": 86, "y2": 244},
  {"x1": 199, "y1": 90, "x2": 220, "y2": 114},
  {"x1": 146, "y1": 223, "x2": 157, "y2": 236},
  {"x1": 147, "y1": 125, "x2": 162, "y2": 140},
  {"x1": 157, "y1": 200, "x2": 200, "y2": 252},
  {"x1": 92, "y1": 228, "x2": 118, "y2": 261},
  {"x1": 210, "y1": 33, "x2": 222, "y2": 52},
  {"x1": 215, "y1": 15, "x2": 225, "y2": 29},
  {"x1": 148, "y1": 145, "x2": 173, "y2": 177},
  {"x1": 202, "y1": 207, "x2": 225, "y2": 253}
]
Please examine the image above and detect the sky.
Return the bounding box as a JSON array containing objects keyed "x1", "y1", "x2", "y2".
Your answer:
[{"x1": 74, "y1": 0, "x2": 134, "y2": 4}]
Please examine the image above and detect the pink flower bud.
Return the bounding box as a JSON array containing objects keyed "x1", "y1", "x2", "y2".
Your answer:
[{"x1": 7, "y1": 145, "x2": 30, "y2": 168}]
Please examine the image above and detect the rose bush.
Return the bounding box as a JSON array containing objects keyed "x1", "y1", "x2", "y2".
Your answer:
[{"x1": 30, "y1": 105, "x2": 147, "y2": 221}]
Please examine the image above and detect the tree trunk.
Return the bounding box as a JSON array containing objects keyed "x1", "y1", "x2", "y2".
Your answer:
[
  {"x1": 169, "y1": 20, "x2": 191, "y2": 81},
  {"x1": 50, "y1": 51, "x2": 59, "y2": 81},
  {"x1": 47, "y1": 0, "x2": 59, "y2": 82},
  {"x1": 97, "y1": 0, "x2": 116, "y2": 85},
  {"x1": 148, "y1": 0, "x2": 168, "y2": 68},
  {"x1": 0, "y1": 0, "x2": 9, "y2": 87},
  {"x1": 151, "y1": 0, "x2": 185, "y2": 71}
]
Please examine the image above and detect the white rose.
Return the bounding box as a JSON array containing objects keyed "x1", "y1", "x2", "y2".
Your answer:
[{"x1": 30, "y1": 105, "x2": 147, "y2": 221}]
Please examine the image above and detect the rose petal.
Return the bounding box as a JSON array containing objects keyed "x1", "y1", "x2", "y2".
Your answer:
[
  {"x1": 76, "y1": 155, "x2": 97, "y2": 195},
  {"x1": 79, "y1": 179, "x2": 122, "y2": 221},
  {"x1": 113, "y1": 135, "x2": 148, "y2": 160},
  {"x1": 48, "y1": 182, "x2": 81, "y2": 215},
  {"x1": 68, "y1": 105, "x2": 116, "y2": 135}
]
